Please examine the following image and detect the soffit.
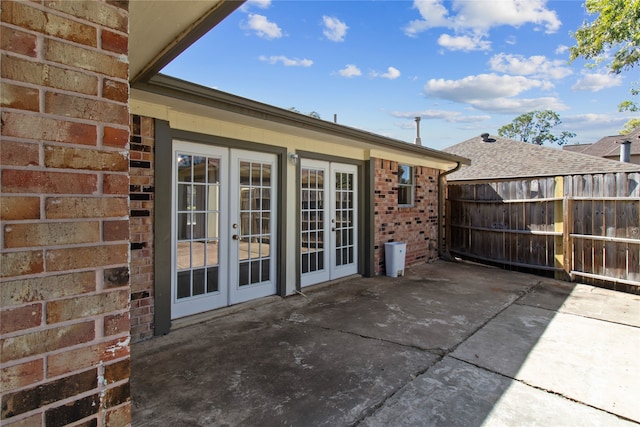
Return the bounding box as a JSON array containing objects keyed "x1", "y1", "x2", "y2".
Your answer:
[
  {"x1": 130, "y1": 84, "x2": 465, "y2": 171},
  {"x1": 129, "y1": 0, "x2": 242, "y2": 83}
]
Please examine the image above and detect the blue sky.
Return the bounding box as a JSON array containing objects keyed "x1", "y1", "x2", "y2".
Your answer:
[{"x1": 162, "y1": 0, "x2": 639, "y2": 151}]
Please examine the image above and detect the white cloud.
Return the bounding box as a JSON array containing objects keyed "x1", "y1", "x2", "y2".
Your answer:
[
  {"x1": 392, "y1": 109, "x2": 491, "y2": 123},
  {"x1": 322, "y1": 16, "x2": 348, "y2": 42},
  {"x1": 337, "y1": 64, "x2": 362, "y2": 78},
  {"x1": 244, "y1": 0, "x2": 271, "y2": 9},
  {"x1": 259, "y1": 55, "x2": 313, "y2": 67},
  {"x1": 505, "y1": 35, "x2": 517, "y2": 45},
  {"x1": 404, "y1": 0, "x2": 451, "y2": 37},
  {"x1": 371, "y1": 66, "x2": 401, "y2": 80},
  {"x1": 245, "y1": 14, "x2": 282, "y2": 39},
  {"x1": 489, "y1": 53, "x2": 572, "y2": 80},
  {"x1": 471, "y1": 97, "x2": 568, "y2": 113},
  {"x1": 438, "y1": 34, "x2": 491, "y2": 51},
  {"x1": 424, "y1": 73, "x2": 567, "y2": 113},
  {"x1": 404, "y1": 0, "x2": 561, "y2": 44},
  {"x1": 562, "y1": 113, "x2": 630, "y2": 131},
  {"x1": 424, "y1": 73, "x2": 546, "y2": 103},
  {"x1": 451, "y1": 0, "x2": 561, "y2": 33},
  {"x1": 555, "y1": 44, "x2": 569, "y2": 55},
  {"x1": 572, "y1": 72, "x2": 623, "y2": 92}
]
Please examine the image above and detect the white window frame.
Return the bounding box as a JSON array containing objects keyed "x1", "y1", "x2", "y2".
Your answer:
[{"x1": 398, "y1": 164, "x2": 414, "y2": 207}]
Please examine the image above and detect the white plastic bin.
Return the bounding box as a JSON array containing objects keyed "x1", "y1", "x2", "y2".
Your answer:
[{"x1": 384, "y1": 242, "x2": 406, "y2": 277}]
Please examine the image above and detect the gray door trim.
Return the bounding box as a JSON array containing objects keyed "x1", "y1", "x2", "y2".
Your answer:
[
  {"x1": 153, "y1": 124, "x2": 287, "y2": 335},
  {"x1": 154, "y1": 119, "x2": 172, "y2": 336}
]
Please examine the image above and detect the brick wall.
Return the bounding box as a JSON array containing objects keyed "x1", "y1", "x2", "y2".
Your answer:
[
  {"x1": 129, "y1": 115, "x2": 155, "y2": 342},
  {"x1": 1, "y1": 1, "x2": 131, "y2": 425},
  {"x1": 374, "y1": 158, "x2": 439, "y2": 274}
]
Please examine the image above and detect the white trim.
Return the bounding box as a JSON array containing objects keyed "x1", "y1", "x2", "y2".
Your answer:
[{"x1": 171, "y1": 141, "x2": 229, "y2": 319}]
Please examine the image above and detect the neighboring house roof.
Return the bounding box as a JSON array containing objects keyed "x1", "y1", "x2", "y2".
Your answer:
[
  {"x1": 562, "y1": 143, "x2": 592, "y2": 154},
  {"x1": 443, "y1": 134, "x2": 640, "y2": 181},
  {"x1": 562, "y1": 126, "x2": 640, "y2": 159}
]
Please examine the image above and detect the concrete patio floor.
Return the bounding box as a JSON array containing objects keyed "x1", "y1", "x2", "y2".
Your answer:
[{"x1": 131, "y1": 260, "x2": 640, "y2": 426}]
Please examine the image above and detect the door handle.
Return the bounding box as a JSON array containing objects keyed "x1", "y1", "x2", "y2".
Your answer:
[
  {"x1": 331, "y1": 228, "x2": 336, "y2": 232},
  {"x1": 232, "y1": 235, "x2": 240, "y2": 240}
]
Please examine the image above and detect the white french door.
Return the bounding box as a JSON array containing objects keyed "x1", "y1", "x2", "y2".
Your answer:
[
  {"x1": 229, "y1": 150, "x2": 277, "y2": 304},
  {"x1": 300, "y1": 160, "x2": 357, "y2": 287},
  {"x1": 171, "y1": 142, "x2": 277, "y2": 319}
]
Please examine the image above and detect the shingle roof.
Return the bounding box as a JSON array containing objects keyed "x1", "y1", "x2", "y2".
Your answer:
[
  {"x1": 562, "y1": 126, "x2": 640, "y2": 158},
  {"x1": 562, "y1": 143, "x2": 592, "y2": 154},
  {"x1": 443, "y1": 134, "x2": 640, "y2": 181}
]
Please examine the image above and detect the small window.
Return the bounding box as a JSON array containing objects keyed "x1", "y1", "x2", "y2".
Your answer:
[{"x1": 398, "y1": 164, "x2": 414, "y2": 206}]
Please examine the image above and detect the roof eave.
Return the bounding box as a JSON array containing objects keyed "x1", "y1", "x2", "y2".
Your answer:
[
  {"x1": 133, "y1": 73, "x2": 470, "y2": 167},
  {"x1": 130, "y1": 0, "x2": 245, "y2": 85}
]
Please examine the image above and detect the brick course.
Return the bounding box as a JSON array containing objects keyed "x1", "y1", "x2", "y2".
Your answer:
[
  {"x1": 373, "y1": 158, "x2": 440, "y2": 274},
  {"x1": 129, "y1": 114, "x2": 156, "y2": 342},
  {"x1": 1, "y1": 1, "x2": 131, "y2": 424}
]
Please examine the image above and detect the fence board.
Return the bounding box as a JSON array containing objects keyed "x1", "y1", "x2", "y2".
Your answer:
[
  {"x1": 605, "y1": 200, "x2": 616, "y2": 237},
  {"x1": 573, "y1": 200, "x2": 584, "y2": 273},
  {"x1": 604, "y1": 173, "x2": 616, "y2": 197},
  {"x1": 593, "y1": 199, "x2": 604, "y2": 236},
  {"x1": 630, "y1": 244, "x2": 640, "y2": 282},
  {"x1": 583, "y1": 175, "x2": 593, "y2": 197},
  {"x1": 628, "y1": 200, "x2": 639, "y2": 239},
  {"x1": 447, "y1": 172, "x2": 639, "y2": 290},
  {"x1": 616, "y1": 242, "x2": 627, "y2": 280},
  {"x1": 617, "y1": 172, "x2": 628, "y2": 197},
  {"x1": 629, "y1": 173, "x2": 639, "y2": 197},
  {"x1": 593, "y1": 174, "x2": 603, "y2": 197}
]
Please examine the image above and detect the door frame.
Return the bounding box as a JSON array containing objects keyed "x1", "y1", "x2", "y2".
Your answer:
[
  {"x1": 295, "y1": 151, "x2": 366, "y2": 290},
  {"x1": 228, "y1": 149, "x2": 278, "y2": 305},
  {"x1": 171, "y1": 141, "x2": 230, "y2": 319},
  {"x1": 153, "y1": 124, "x2": 288, "y2": 335},
  {"x1": 299, "y1": 159, "x2": 359, "y2": 287}
]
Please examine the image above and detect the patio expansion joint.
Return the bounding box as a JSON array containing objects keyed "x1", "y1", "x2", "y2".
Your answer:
[
  {"x1": 288, "y1": 318, "x2": 446, "y2": 356},
  {"x1": 350, "y1": 355, "x2": 447, "y2": 427},
  {"x1": 353, "y1": 280, "x2": 545, "y2": 425},
  {"x1": 513, "y1": 299, "x2": 640, "y2": 330},
  {"x1": 447, "y1": 355, "x2": 639, "y2": 425},
  {"x1": 285, "y1": 319, "x2": 449, "y2": 426},
  {"x1": 438, "y1": 281, "x2": 540, "y2": 358}
]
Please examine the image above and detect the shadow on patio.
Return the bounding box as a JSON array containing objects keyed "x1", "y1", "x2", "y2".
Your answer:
[{"x1": 131, "y1": 260, "x2": 640, "y2": 426}]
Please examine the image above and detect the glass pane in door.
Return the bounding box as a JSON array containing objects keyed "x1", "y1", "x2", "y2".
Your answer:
[
  {"x1": 335, "y1": 171, "x2": 355, "y2": 266},
  {"x1": 301, "y1": 167, "x2": 325, "y2": 274},
  {"x1": 175, "y1": 153, "x2": 221, "y2": 299},
  {"x1": 238, "y1": 161, "x2": 272, "y2": 286}
]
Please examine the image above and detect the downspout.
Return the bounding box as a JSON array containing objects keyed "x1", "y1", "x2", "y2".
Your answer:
[{"x1": 438, "y1": 161, "x2": 462, "y2": 261}]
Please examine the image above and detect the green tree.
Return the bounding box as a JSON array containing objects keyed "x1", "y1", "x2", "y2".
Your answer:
[
  {"x1": 288, "y1": 107, "x2": 321, "y2": 119},
  {"x1": 620, "y1": 118, "x2": 640, "y2": 134},
  {"x1": 498, "y1": 110, "x2": 576, "y2": 146},
  {"x1": 569, "y1": 0, "x2": 640, "y2": 130},
  {"x1": 569, "y1": 0, "x2": 640, "y2": 74}
]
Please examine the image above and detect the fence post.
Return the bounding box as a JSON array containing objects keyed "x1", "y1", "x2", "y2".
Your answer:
[
  {"x1": 563, "y1": 196, "x2": 573, "y2": 281},
  {"x1": 554, "y1": 176, "x2": 566, "y2": 280}
]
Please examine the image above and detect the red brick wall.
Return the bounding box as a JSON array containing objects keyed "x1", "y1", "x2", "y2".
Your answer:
[
  {"x1": 129, "y1": 115, "x2": 155, "y2": 342},
  {"x1": 1, "y1": 1, "x2": 131, "y2": 425},
  {"x1": 374, "y1": 158, "x2": 439, "y2": 274}
]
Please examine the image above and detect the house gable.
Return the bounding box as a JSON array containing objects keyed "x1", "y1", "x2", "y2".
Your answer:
[
  {"x1": 563, "y1": 127, "x2": 640, "y2": 164},
  {"x1": 444, "y1": 134, "x2": 640, "y2": 182}
]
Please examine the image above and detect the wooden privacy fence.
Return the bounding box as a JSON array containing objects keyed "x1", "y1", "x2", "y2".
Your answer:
[{"x1": 447, "y1": 172, "x2": 640, "y2": 291}]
